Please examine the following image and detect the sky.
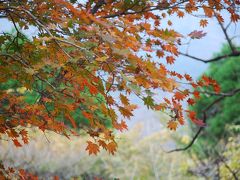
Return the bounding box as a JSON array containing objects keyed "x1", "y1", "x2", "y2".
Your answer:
[{"x1": 0, "y1": 10, "x2": 239, "y2": 135}]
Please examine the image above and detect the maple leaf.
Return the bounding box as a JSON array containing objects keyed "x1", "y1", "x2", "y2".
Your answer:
[
  {"x1": 163, "y1": 44, "x2": 178, "y2": 55},
  {"x1": 231, "y1": 13, "x2": 240, "y2": 22},
  {"x1": 113, "y1": 120, "x2": 128, "y2": 132},
  {"x1": 174, "y1": 91, "x2": 185, "y2": 101},
  {"x1": 200, "y1": 19, "x2": 208, "y2": 27},
  {"x1": 177, "y1": 11, "x2": 184, "y2": 18},
  {"x1": 120, "y1": 94, "x2": 129, "y2": 106},
  {"x1": 184, "y1": 74, "x2": 192, "y2": 81},
  {"x1": 191, "y1": 118, "x2": 205, "y2": 127},
  {"x1": 154, "y1": 103, "x2": 166, "y2": 111},
  {"x1": 20, "y1": 129, "x2": 29, "y2": 144},
  {"x1": 166, "y1": 56, "x2": 175, "y2": 64},
  {"x1": 187, "y1": 98, "x2": 195, "y2": 105},
  {"x1": 88, "y1": 84, "x2": 98, "y2": 95},
  {"x1": 170, "y1": 71, "x2": 183, "y2": 79},
  {"x1": 202, "y1": 75, "x2": 211, "y2": 85},
  {"x1": 86, "y1": 141, "x2": 100, "y2": 155},
  {"x1": 216, "y1": 13, "x2": 224, "y2": 23},
  {"x1": 178, "y1": 117, "x2": 185, "y2": 125},
  {"x1": 12, "y1": 139, "x2": 22, "y2": 147},
  {"x1": 143, "y1": 96, "x2": 155, "y2": 109},
  {"x1": 188, "y1": 30, "x2": 207, "y2": 39},
  {"x1": 193, "y1": 91, "x2": 200, "y2": 99},
  {"x1": 98, "y1": 140, "x2": 107, "y2": 150},
  {"x1": 19, "y1": 169, "x2": 26, "y2": 178},
  {"x1": 107, "y1": 141, "x2": 117, "y2": 155},
  {"x1": 164, "y1": 98, "x2": 171, "y2": 104},
  {"x1": 213, "y1": 84, "x2": 221, "y2": 93},
  {"x1": 187, "y1": 111, "x2": 205, "y2": 127},
  {"x1": 156, "y1": 50, "x2": 164, "y2": 58},
  {"x1": 82, "y1": 111, "x2": 93, "y2": 120},
  {"x1": 118, "y1": 106, "x2": 133, "y2": 119},
  {"x1": 167, "y1": 120, "x2": 178, "y2": 131}
]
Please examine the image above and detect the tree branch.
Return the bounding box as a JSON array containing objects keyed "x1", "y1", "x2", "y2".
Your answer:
[
  {"x1": 168, "y1": 88, "x2": 240, "y2": 153},
  {"x1": 101, "y1": 0, "x2": 188, "y2": 18},
  {"x1": 215, "y1": 13, "x2": 236, "y2": 53},
  {"x1": 90, "y1": 0, "x2": 106, "y2": 14},
  {"x1": 180, "y1": 51, "x2": 240, "y2": 63},
  {"x1": 196, "y1": 88, "x2": 240, "y2": 97},
  {"x1": 167, "y1": 127, "x2": 204, "y2": 153}
]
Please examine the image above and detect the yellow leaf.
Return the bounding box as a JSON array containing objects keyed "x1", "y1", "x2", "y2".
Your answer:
[
  {"x1": 25, "y1": 68, "x2": 36, "y2": 75},
  {"x1": 96, "y1": 56, "x2": 108, "y2": 62}
]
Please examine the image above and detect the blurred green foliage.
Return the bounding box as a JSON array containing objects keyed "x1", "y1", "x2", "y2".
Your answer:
[{"x1": 190, "y1": 45, "x2": 240, "y2": 156}]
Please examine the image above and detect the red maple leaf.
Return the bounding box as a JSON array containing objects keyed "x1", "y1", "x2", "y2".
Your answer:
[{"x1": 86, "y1": 141, "x2": 100, "y2": 155}]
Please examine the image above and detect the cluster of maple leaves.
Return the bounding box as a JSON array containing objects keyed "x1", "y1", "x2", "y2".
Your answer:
[
  {"x1": 0, "y1": 162, "x2": 59, "y2": 180},
  {"x1": 0, "y1": 0, "x2": 239, "y2": 164}
]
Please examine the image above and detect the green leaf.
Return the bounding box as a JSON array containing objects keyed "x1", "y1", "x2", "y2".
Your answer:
[{"x1": 143, "y1": 96, "x2": 155, "y2": 109}]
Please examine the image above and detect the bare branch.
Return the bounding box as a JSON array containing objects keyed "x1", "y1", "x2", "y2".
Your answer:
[
  {"x1": 91, "y1": 0, "x2": 106, "y2": 14},
  {"x1": 167, "y1": 127, "x2": 204, "y2": 153},
  {"x1": 180, "y1": 51, "x2": 240, "y2": 63},
  {"x1": 215, "y1": 13, "x2": 236, "y2": 52}
]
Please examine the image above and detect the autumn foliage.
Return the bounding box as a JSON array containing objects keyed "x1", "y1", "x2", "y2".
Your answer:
[{"x1": 0, "y1": 0, "x2": 239, "y2": 164}]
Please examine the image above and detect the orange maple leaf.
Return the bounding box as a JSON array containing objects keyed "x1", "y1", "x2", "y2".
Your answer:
[
  {"x1": 193, "y1": 91, "x2": 200, "y2": 99},
  {"x1": 98, "y1": 140, "x2": 107, "y2": 150},
  {"x1": 88, "y1": 84, "x2": 98, "y2": 95},
  {"x1": 167, "y1": 120, "x2": 178, "y2": 131},
  {"x1": 107, "y1": 141, "x2": 117, "y2": 155},
  {"x1": 113, "y1": 120, "x2": 128, "y2": 132},
  {"x1": 187, "y1": 110, "x2": 205, "y2": 126},
  {"x1": 82, "y1": 111, "x2": 93, "y2": 119},
  {"x1": 177, "y1": 11, "x2": 184, "y2": 18},
  {"x1": 202, "y1": 5, "x2": 213, "y2": 17},
  {"x1": 120, "y1": 94, "x2": 129, "y2": 106},
  {"x1": 200, "y1": 19, "x2": 208, "y2": 27},
  {"x1": 187, "y1": 98, "x2": 195, "y2": 105},
  {"x1": 213, "y1": 84, "x2": 221, "y2": 93},
  {"x1": 174, "y1": 91, "x2": 185, "y2": 101},
  {"x1": 118, "y1": 106, "x2": 133, "y2": 119},
  {"x1": 86, "y1": 141, "x2": 100, "y2": 155},
  {"x1": 12, "y1": 139, "x2": 22, "y2": 147},
  {"x1": 20, "y1": 129, "x2": 29, "y2": 144},
  {"x1": 184, "y1": 74, "x2": 192, "y2": 81},
  {"x1": 156, "y1": 50, "x2": 165, "y2": 58},
  {"x1": 166, "y1": 56, "x2": 175, "y2": 64}
]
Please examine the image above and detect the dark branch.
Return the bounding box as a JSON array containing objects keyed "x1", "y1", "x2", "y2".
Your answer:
[
  {"x1": 198, "y1": 88, "x2": 240, "y2": 97},
  {"x1": 168, "y1": 88, "x2": 240, "y2": 153},
  {"x1": 90, "y1": 0, "x2": 106, "y2": 14},
  {"x1": 167, "y1": 127, "x2": 204, "y2": 153},
  {"x1": 215, "y1": 13, "x2": 236, "y2": 52},
  {"x1": 101, "y1": 0, "x2": 188, "y2": 18},
  {"x1": 180, "y1": 51, "x2": 240, "y2": 63}
]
